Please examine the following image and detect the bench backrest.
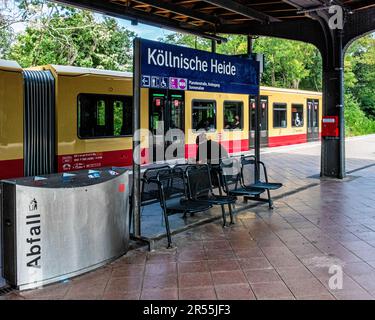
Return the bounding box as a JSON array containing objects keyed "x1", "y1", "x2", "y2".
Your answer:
[
  {"x1": 157, "y1": 167, "x2": 187, "y2": 202},
  {"x1": 186, "y1": 164, "x2": 212, "y2": 199},
  {"x1": 141, "y1": 165, "x2": 171, "y2": 205},
  {"x1": 220, "y1": 158, "x2": 242, "y2": 193},
  {"x1": 241, "y1": 155, "x2": 257, "y2": 186}
]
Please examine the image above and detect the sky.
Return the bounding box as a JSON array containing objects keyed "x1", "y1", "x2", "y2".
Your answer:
[{"x1": 116, "y1": 19, "x2": 174, "y2": 40}]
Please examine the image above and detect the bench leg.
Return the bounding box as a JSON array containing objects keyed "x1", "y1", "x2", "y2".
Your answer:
[
  {"x1": 266, "y1": 189, "x2": 274, "y2": 209},
  {"x1": 220, "y1": 204, "x2": 227, "y2": 227},
  {"x1": 228, "y1": 203, "x2": 234, "y2": 224},
  {"x1": 162, "y1": 209, "x2": 173, "y2": 248}
]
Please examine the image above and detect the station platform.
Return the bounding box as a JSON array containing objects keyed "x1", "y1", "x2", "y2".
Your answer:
[{"x1": 2, "y1": 134, "x2": 375, "y2": 300}]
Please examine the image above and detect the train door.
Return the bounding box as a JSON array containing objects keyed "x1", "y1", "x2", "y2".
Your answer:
[
  {"x1": 249, "y1": 95, "x2": 268, "y2": 149},
  {"x1": 307, "y1": 99, "x2": 319, "y2": 141},
  {"x1": 149, "y1": 89, "x2": 184, "y2": 161}
]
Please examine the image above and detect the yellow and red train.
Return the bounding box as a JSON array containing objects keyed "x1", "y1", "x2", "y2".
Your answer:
[{"x1": 0, "y1": 59, "x2": 322, "y2": 180}]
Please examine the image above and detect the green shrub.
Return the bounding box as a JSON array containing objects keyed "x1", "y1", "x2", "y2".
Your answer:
[{"x1": 345, "y1": 93, "x2": 375, "y2": 136}]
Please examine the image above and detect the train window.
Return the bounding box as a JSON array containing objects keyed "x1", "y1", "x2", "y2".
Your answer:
[
  {"x1": 273, "y1": 103, "x2": 287, "y2": 128},
  {"x1": 291, "y1": 104, "x2": 304, "y2": 127},
  {"x1": 78, "y1": 94, "x2": 133, "y2": 139},
  {"x1": 192, "y1": 100, "x2": 216, "y2": 131},
  {"x1": 224, "y1": 101, "x2": 243, "y2": 130}
]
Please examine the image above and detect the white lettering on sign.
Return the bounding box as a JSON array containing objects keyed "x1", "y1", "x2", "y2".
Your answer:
[
  {"x1": 26, "y1": 198, "x2": 41, "y2": 269},
  {"x1": 147, "y1": 48, "x2": 236, "y2": 76},
  {"x1": 211, "y1": 59, "x2": 236, "y2": 75}
]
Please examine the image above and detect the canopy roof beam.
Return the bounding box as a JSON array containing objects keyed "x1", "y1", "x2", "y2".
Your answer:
[
  {"x1": 52, "y1": 0, "x2": 226, "y2": 42},
  {"x1": 203, "y1": 0, "x2": 281, "y2": 23},
  {"x1": 132, "y1": 0, "x2": 222, "y2": 25}
]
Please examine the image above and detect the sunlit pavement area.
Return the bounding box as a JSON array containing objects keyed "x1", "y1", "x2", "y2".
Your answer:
[{"x1": 2, "y1": 134, "x2": 375, "y2": 300}]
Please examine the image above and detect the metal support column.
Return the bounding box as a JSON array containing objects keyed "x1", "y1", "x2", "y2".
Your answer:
[
  {"x1": 248, "y1": 35, "x2": 261, "y2": 181},
  {"x1": 254, "y1": 83, "x2": 261, "y2": 182},
  {"x1": 211, "y1": 39, "x2": 217, "y2": 53},
  {"x1": 337, "y1": 30, "x2": 346, "y2": 179},
  {"x1": 321, "y1": 30, "x2": 346, "y2": 179},
  {"x1": 247, "y1": 35, "x2": 253, "y2": 55}
]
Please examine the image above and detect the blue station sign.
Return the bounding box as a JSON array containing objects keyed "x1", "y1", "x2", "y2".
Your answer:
[{"x1": 140, "y1": 39, "x2": 259, "y2": 95}]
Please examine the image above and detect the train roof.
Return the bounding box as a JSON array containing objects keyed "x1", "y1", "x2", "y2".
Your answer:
[
  {"x1": 37, "y1": 64, "x2": 133, "y2": 78},
  {"x1": 1, "y1": 60, "x2": 322, "y2": 95},
  {"x1": 260, "y1": 86, "x2": 322, "y2": 96},
  {"x1": 43, "y1": 66, "x2": 320, "y2": 94},
  {"x1": 0, "y1": 59, "x2": 22, "y2": 72}
]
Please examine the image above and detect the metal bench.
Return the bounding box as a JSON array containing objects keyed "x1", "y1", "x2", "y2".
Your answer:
[
  {"x1": 186, "y1": 164, "x2": 237, "y2": 227},
  {"x1": 219, "y1": 158, "x2": 266, "y2": 207},
  {"x1": 129, "y1": 165, "x2": 171, "y2": 233},
  {"x1": 240, "y1": 155, "x2": 283, "y2": 209},
  {"x1": 155, "y1": 166, "x2": 212, "y2": 248},
  {"x1": 141, "y1": 165, "x2": 171, "y2": 206}
]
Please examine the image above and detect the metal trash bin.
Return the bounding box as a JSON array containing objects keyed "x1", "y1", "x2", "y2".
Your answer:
[{"x1": 0, "y1": 168, "x2": 130, "y2": 290}]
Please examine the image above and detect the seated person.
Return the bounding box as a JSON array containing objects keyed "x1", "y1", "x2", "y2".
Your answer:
[
  {"x1": 195, "y1": 133, "x2": 229, "y2": 165},
  {"x1": 231, "y1": 115, "x2": 241, "y2": 129},
  {"x1": 195, "y1": 133, "x2": 229, "y2": 187},
  {"x1": 197, "y1": 119, "x2": 210, "y2": 131},
  {"x1": 207, "y1": 117, "x2": 215, "y2": 130}
]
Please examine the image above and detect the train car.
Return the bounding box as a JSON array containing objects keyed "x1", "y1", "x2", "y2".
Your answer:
[
  {"x1": 0, "y1": 60, "x2": 24, "y2": 179},
  {"x1": 249, "y1": 87, "x2": 322, "y2": 148},
  {"x1": 38, "y1": 64, "x2": 138, "y2": 173},
  {"x1": 0, "y1": 59, "x2": 322, "y2": 180}
]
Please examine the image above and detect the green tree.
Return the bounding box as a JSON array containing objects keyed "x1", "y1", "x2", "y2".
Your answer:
[
  {"x1": 345, "y1": 35, "x2": 375, "y2": 118},
  {"x1": 344, "y1": 93, "x2": 375, "y2": 136},
  {"x1": 163, "y1": 33, "x2": 211, "y2": 51},
  {"x1": 253, "y1": 37, "x2": 319, "y2": 90},
  {"x1": 216, "y1": 35, "x2": 247, "y2": 55},
  {"x1": 8, "y1": 3, "x2": 135, "y2": 71},
  {"x1": 162, "y1": 33, "x2": 321, "y2": 90},
  {"x1": 0, "y1": 25, "x2": 12, "y2": 58},
  {"x1": 1, "y1": 0, "x2": 47, "y2": 58}
]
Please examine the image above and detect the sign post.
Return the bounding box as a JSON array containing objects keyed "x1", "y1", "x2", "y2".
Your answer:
[{"x1": 132, "y1": 38, "x2": 141, "y2": 238}]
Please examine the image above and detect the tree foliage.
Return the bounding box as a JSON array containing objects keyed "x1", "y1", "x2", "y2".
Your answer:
[
  {"x1": 344, "y1": 93, "x2": 375, "y2": 136},
  {"x1": 345, "y1": 35, "x2": 375, "y2": 119},
  {"x1": 162, "y1": 34, "x2": 322, "y2": 91},
  {"x1": 4, "y1": 1, "x2": 135, "y2": 71},
  {"x1": 0, "y1": 25, "x2": 12, "y2": 58},
  {"x1": 253, "y1": 37, "x2": 320, "y2": 90}
]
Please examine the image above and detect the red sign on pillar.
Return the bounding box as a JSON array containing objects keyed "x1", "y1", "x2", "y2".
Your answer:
[{"x1": 322, "y1": 116, "x2": 339, "y2": 137}]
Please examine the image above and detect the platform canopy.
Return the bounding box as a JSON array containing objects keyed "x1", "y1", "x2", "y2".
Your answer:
[{"x1": 55, "y1": 1, "x2": 374, "y2": 46}]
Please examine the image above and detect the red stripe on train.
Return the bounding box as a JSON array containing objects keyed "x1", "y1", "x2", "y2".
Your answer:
[
  {"x1": 221, "y1": 139, "x2": 249, "y2": 153},
  {"x1": 57, "y1": 149, "x2": 137, "y2": 172},
  {"x1": 0, "y1": 159, "x2": 24, "y2": 180},
  {"x1": 58, "y1": 140, "x2": 249, "y2": 172},
  {"x1": 268, "y1": 134, "x2": 307, "y2": 147}
]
